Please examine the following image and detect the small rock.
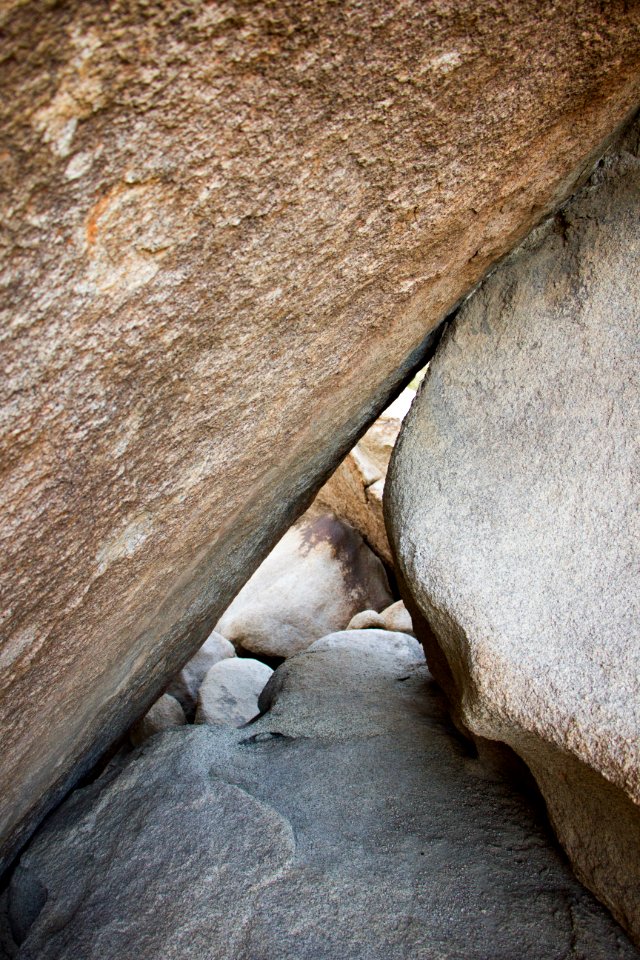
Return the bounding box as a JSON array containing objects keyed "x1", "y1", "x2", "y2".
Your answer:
[
  {"x1": 346, "y1": 609, "x2": 386, "y2": 630},
  {"x1": 195, "y1": 658, "x2": 273, "y2": 727},
  {"x1": 129, "y1": 694, "x2": 185, "y2": 747},
  {"x1": 166, "y1": 631, "x2": 235, "y2": 714},
  {"x1": 346, "y1": 601, "x2": 414, "y2": 636},
  {"x1": 380, "y1": 600, "x2": 414, "y2": 636}
]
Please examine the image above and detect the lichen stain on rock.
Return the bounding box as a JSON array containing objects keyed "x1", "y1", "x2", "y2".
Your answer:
[{"x1": 81, "y1": 181, "x2": 192, "y2": 296}]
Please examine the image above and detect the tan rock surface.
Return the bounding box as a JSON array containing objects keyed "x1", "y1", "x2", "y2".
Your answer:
[
  {"x1": 1, "y1": 1, "x2": 639, "y2": 870},
  {"x1": 316, "y1": 390, "x2": 414, "y2": 563}
]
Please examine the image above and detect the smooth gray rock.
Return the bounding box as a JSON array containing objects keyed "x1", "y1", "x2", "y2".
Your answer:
[
  {"x1": 215, "y1": 511, "x2": 392, "y2": 658},
  {"x1": 386, "y1": 121, "x2": 640, "y2": 942},
  {"x1": 166, "y1": 631, "x2": 236, "y2": 715},
  {"x1": 195, "y1": 657, "x2": 273, "y2": 727},
  {"x1": 10, "y1": 631, "x2": 637, "y2": 959},
  {"x1": 129, "y1": 694, "x2": 186, "y2": 747}
]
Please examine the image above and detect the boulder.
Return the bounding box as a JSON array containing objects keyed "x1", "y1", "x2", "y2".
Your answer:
[
  {"x1": 7, "y1": 632, "x2": 637, "y2": 959},
  {"x1": 166, "y1": 631, "x2": 235, "y2": 715},
  {"x1": 195, "y1": 657, "x2": 273, "y2": 727},
  {"x1": 385, "y1": 120, "x2": 640, "y2": 941},
  {"x1": 347, "y1": 600, "x2": 414, "y2": 635},
  {"x1": 129, "y1": 694, "x2": 185, "y2": 747},
  {"x1": 2, "y1": 0, "x2": 640, "y2": 871},
  {"x1": 380, "y1": 600, "x2": 414, "y2": 635},
  {"x1": 215, "y1": 511, "x2": 392, "y2": 658},
  {"x1": 346, "y1": 609, "x2": 386, "y2": 631},
  {"x1": 315, "y1": 390, "x2": 415, "y2": 563}
]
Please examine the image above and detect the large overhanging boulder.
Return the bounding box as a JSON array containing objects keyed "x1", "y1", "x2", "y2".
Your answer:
[
  {"x1": 0, "y1": 1, "x2": 639, "y2": 872},
  {"x1": 385, "y1": 120, "x2": 640, "y2": 940}
]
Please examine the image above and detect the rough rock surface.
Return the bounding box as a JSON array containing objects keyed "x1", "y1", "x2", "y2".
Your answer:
[
  {"x1": 195, "y1": 657, "x2": 273, "y2": 727},
  {"x1": 7, "y1": 632, "x2": 637, "y2": 959},
  {"x1": 166, "y1": 631, "x2": 235, "y2": 715},
  {"x1": 316, "y1": 390, "x2": 414, "y2": 562},
  {"x1": 1, "y1": 1, "x2": 640, "y2": 871},
  {"x1": 215, "y1": 511, "x2": 392, "y2": 658},
  {"x1": 386, "y1": 121, "x2": 640, "y2": 941},
  {"x1": 129, "y1": 693, "x2": 185, "y2": 747}
]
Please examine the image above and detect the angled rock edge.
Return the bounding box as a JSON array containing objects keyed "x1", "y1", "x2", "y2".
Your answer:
[
  {"x1": 7, "y1": 632, "x2": 638, "y2": 959},
  {"x1": 1, "y1": 1, "x2": 639, "y2": 872},
  {"x1": 385, "y1": 118, "x2": 640, "y2": 940}
]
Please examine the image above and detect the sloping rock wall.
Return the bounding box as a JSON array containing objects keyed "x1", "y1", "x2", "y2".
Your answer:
[
  {"x1": 385, "y1": 120, "x2": 640, "y2": 940},
  {"x1": 1, "y1": 0, "x2": 639, "y2": 870}
]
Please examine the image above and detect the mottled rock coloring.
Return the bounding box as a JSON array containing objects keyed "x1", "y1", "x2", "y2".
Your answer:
[{"x1": 215, "y1": 511, "x2": 392, "y2": 658}]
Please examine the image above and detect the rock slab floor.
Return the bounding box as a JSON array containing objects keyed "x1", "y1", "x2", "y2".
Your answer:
[{"x1": 7, "y1": 632, "x2": 637, "y2": 959}]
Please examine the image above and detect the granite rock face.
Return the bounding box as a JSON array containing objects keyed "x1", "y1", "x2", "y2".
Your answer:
[
  {"x1": 386, "y1": 121, "x2": 640, "y2": 941},
  {"x1": 1, "y1": 0, "x2": 640, "y2": 870},
  {"x1": 215, "y1": 511, "x2": 392, "y2": 658},
  {"x1": 7, "y1": 632, "x2": 638, "y2": 959}
]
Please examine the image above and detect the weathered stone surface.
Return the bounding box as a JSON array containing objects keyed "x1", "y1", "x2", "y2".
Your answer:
[
  {"x1": 166, "y1": 631, "x2": 235, "y2": 715},
  {"x1": 215, "y1": 511, "x2": 392, "y2": 658},
  {"x1": 8, "y1": 632, "x2": 638, "y2": 959},
  {"x1": 316, "y1": 390, "x2": 414, "y2": 562},
  {"x1": 1, "y1": 0, "x2": 639, "y2": 871},
  {"x1": 386, "y1": 121, "x2": 640, "y2": 941},
  {"x1": 129, "y1": 693, "x2": 185, "y2": 747},
  {"x1": 195, "y1": 657, "x2": 273, "y2": 727}
]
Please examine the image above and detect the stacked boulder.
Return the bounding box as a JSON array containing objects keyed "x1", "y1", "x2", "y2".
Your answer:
[
  {"x1": 314, "y1": 390, "x2": 415, "y2": 564},
  {"x1": 131, "y1": 507, "x2": 409, "y2": 740},
  {"x1": 214, "y1": 509, "x2": 394, "y2": 659}
]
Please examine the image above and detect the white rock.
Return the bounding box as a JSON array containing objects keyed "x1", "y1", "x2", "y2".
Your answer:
[
  {"x1": 129, "y1": 694, "x2": 185, "y2": 747},
  {"x1": 195, "y1": 658, "x2": 273, "y2": 727},
  {"x1": 215, "y1": 510, "x2": 392, "y2": 659},
  {"x1": 166, "y1": 631, "x2": 235, "y2": 713}
]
